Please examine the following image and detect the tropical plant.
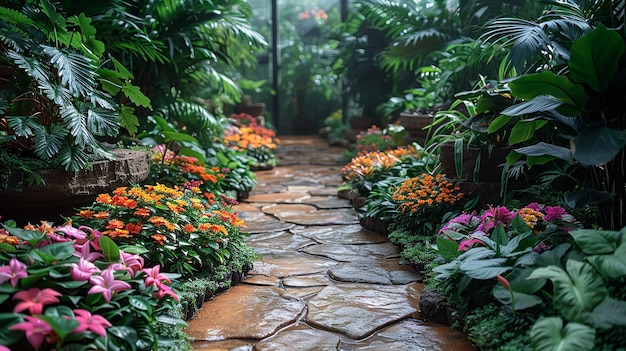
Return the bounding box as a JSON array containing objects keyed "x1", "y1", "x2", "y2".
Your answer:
[
  {"x1": 71, "y1": 183, "x2": 250, "y2": 279},
  {"x1": 0, "y1": 221, "x2": 185, "y2": 350},
  {"x1": 487, "y1": 22, "x2": 626, "y2": 230},
  {"x1": 0, "y1": 0, "x2": 148, "y2": 171}
]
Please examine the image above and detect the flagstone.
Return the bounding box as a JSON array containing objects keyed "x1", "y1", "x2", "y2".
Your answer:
[
  {"x1": 245, "y1": 231, "x2": 316, "y2": 250},
  {"x1": 242, "y1": 275, "x2": 281, "y2": 286},
  {"x1": 249, "y1": 249, "x2": 339, "y2": 278},
  {"x1": 245, "y1": 192, "x2": 311, "y2": 203},
  {"x1": 340, "y1": 319, "x2": 477, "y2": 351},
  {"x1": 256, "y1": 326, "x2": 341, "y2": 351},
  {"x1": 301, "y1": 242, "x2": 400, "y2": 262},
  {"x1": 282, "y1": 274, "x2": 330, "y2": 287},
  {"x1": 275, "y1": 208, "x2": 359, "y2": 225},
  {"x1": 328, "y1": 261, "x2": 420, "y2": 285},
  {"x1": 291, "y1": 225, "x2": 387, "y2": 244},
  {"x1": 306, "y1": 283, "x2": 421, "y2": 339},
  {"x1": 260, "y1": 203, "x2": 317, "y2": 215},
  {"x1": 186, "y1": 285, "x2": 305, "y2": 341}
]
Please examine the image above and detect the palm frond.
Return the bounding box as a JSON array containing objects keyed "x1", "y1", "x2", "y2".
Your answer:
[
  {"x1": 32, "y1": 123, "x2": 66, "y2": 159},
  {"x1": 43, "y1": 46, "x2": 98, "y2": 97}
]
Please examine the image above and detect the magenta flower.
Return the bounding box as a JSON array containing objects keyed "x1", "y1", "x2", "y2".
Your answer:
[
  {"x1": 88, "y1": 268, "x2": 131, "y2": 302},
  {"x1": 0, "y1": 345, "x2": 10, "y2": 351},
  {"x1": 13, "y1": 288, "x2": 62, "y2": 315},
  {"x1": 55, "y1": 225, "x2": 87, "y2": 242},
  {"x1": 141, "y1": 265, "x2": 171, "y2": 288},
  {"x1": 73, "y1": 241, "x2": 104, "y2": 262},
  {"x1": 70, "y1": 258, "x2": 100, "y2": 281},
  {"x1": 544, "y1": 206, "x2": 566, "y2": 221},
  {"x1": 73, "y1": 309, "x2": 112, "y2": 337},
  {"x1": 110, "y1": 251, "x2": 144, "y2": 276},
  {"x1": 9, "y1": 315, "x2": 56, "y2": 350},
  {"x1": 458, "y1": 237, "x2": 485, "y2": 251},
  {"x1": 525, "y1": 202, "x2": 542, "y2": 211},
  {"x1": 0, "y1": 258, "x2": 28, "y2": 287}
]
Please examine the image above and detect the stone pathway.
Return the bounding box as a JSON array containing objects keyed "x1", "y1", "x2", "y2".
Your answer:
[{"x1": 187, "y1": 136, "x2": 476, "y2": 350}]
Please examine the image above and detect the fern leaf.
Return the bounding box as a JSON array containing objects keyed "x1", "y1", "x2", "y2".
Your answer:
[
  {"x1": 119, "y1": 104, "x2": 139, "y2": 135},
  {"x1": 122, "y1": 81, "x2": 151, "y2": 108},
  {"x1": 0, "y1": 7, "x2": 36, "y2": 27},
  {"x1": 43, "y1": 46, "x2": 98, "y2": 97}
]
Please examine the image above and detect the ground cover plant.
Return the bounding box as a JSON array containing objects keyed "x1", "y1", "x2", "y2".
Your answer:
[{"x1": 0, "y1": 221, "x2": 184, "y2": 351}]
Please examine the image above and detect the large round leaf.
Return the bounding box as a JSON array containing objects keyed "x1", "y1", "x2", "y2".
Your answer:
[{"x1": 530, "y1": 317, "x2": 595, "y2": 351}]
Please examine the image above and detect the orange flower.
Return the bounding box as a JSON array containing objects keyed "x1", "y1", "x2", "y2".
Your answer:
[
  {"x1": 104, "y1": 228, "x2": 131, "y2": 239},
  {"x1": 0, "y1": 233, "x2": 19, "y2": 246},
  {"x1": 134, "y1": 208, "x2": 151, "y2": 218},
  {"x1": 392, "y1": 174, "x2": 464, "y2": 214},
  {"x1": 125, "y1": 222, "x2": 143, "y2": 235},
  {"x1": 197, "y1": 223, "x2": 211, "y2": 231},
  {"x1": 93, "y1": 212, "x2": 110, "y2": 219},
  {"x1": 78, "y1": 209, "x2": 95, "y2": 219},
  {"x1": 183, "y1": 224, "x2": 196, "y2": 233},
  {"x1": 151, "y1": 234, "x2": 167, "y2": 245},
  {"x1": 107, "y1": 219, "x2": 125, "y2": 230},
  {"x1": 96, "y1": 193, "x2": 112, "y2": 204}
]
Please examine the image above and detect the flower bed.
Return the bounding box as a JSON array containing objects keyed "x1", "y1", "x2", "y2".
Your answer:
[{"x1": 224, "y1": 113, "x2": 280, "y2": 169}]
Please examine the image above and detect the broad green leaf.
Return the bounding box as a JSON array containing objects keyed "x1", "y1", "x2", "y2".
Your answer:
[
  {"x1": 110, "y1": 57, "x2": 134, "y2": 79},
  {"x1": 530, "y1": 317, "x2": 595, "y2": 351},
  {"x1": 501, "y1": 95, "x2": 564, "y2": 117},
  {"x1": 526, "y1": 154, "x2": 556, "y2": 167},
  {"x1": 488, "y1": 114, "x2": 512, "y2": 133},
  {"x1": 99, "y1": 236, "x2": 121, "y2": 262},
  {"x1": 508, "y1": 120, "x2": 548, "y2": 146},
  {"x1": 156, "y1": 314, "x2": 188, "y2": 327},
  {"x1": 587, "y1": 297, "x2": 626, "y2": 328},
  {"x1": 162, "y1": 131, "x2": 200, "y2": 144},
  {"x1": 492, "y1": 268, "x2": 545, "y2": 310},
  {"x1": 435, "y1": 237, "x2": 460, "y2": 263},
  {"x1": 120, "y1": 245, "x2": 150, "y2": 255},
  {"x1": 108, "y1": 326, "x2": 138, "y2": 351},
  {"x1": 122, "y1": 81, "x2": 151, "y2": 108},
  {"x1": 492, "y1": 224, "x2": 508, "y2": 246},
  {"x1": 119, "y1": 105, "x2": 139, "y2": 135},
  {"x1": 129, "y1": 296, "x2": 153, "y2": 312},
  {"x1": 572, "y1": 126, "x2": 626, "y2": 166},
  {"x1": 0, "y1": 313, "x2": 23, "y2": 345},
  {"x1": 534, "y1": 243, "x2": 571, "y2": 268},
  {"x1": 508, "y1": 71, "x2": 588, "y2": 115},
  {"x1": 569, "y1": 24, "x2": 625, "y2": 92},
  {"x1": 569, "y1": 229, "x2": 621, "y2": 255},
  {"x1": 515, "y1": 142, "x2": 573, "y2": 161},
  {"x1": 528, "y1": 260, "x2": 607, "y2": 322},
  {"x1": 39, "y1": 315, "x2": 80, "y2": 340},
  {"x1": 460, "y1": 258, "x2": 511, "y2": 280},
  {"x1": 511, "y1": 214, "x2": 532, "y2": 235},
  {"x1": 586, "y1": 242, "x2": 626, "y2": 279},
  {"x1": 35, "y1": 241, "x2": 75, "y2": 261}
]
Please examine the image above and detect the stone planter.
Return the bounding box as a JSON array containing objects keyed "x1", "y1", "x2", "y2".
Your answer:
[
  {"x1": 0, "y1": 149, "x2": 150, "y2": 224},
  {"x1": 438, "y1": 142, "x2": 510, "y2": 183},
  {"x1": 359, "y1": 216, "x2": 389, "y2": 236},
  {"x1": 398, "y1": 112, "x2": 434, "y2": 145}
]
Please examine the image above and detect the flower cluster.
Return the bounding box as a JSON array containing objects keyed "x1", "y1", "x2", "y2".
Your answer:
[
  {"x1": 224, "y1": 113, "x2": 280, "y2": 166},
  {"x1": 392, "y1": 174, "x2": 464, "y2": 213},
  {"x1": 298, "y1": 8, "x2": 328, "y2": 21},
  {"x1": 354, "y1": 126, "x2": 394, "y2": 155},
  {"x1": 341, "y1": 146, "x2": 420, "y2": 183},
  {"x1": 149, "y1": 145, "x2": 226, "y2": 194},
  {"x1": 438, "y1": 202, "x2": 580, "y2": 252},
  {"x1": 0, "y1": 222, "x2": 181, "y2": 350},
  {"x1": 72, "y1": 183, "x2": 247, "y2": 278}
]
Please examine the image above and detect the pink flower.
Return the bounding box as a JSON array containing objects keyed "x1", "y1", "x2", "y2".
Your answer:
[
  {"x1": 458, "y1": 237, "x2": 485, "y2": 251},
  {"x1": 13, "y1": 288, "x2": 62, "y2": 315},
  {"x1": 9, "y1": 315, "x2": 56, "y2": 350},
  {"x1": 141, "y1": 265, "x2": 171, "y2": 287},
  {"x1": 73, "y1": 309, "x2": 111, "y2": 337},
  {"x1": 110, "y1": 251, "x2": 144, "y2": 276},
  {"x1": 496, "y1": 274, "x2": 510, "y2": 290},
  {"x1": 88, "y1": 268, "x2": 131, "y2": 302},
  {"x1": 533, "y1": 242, "x2": 548, "y2": 254},
  {"x1": 0, "y1": 258, "x2": 28, "y2": 287},
  {"x1": 70, "y1": 258, "x2": 100, "y2": 281},
  {"x1": 0, "y1": 346, "x2": 10, "y2": 351},
  {"x1": 55, "y1": 225, "x2": 87, "y2": 242},
  {"x1": 154, "y1": 282, "x2": 179, "y2": 301},
  {"x1": 73, "y1": 241, "x2": 104, "y2": 262},
  {"x1": 525, "y1": 202, "x2": 542, "y2": 211}
]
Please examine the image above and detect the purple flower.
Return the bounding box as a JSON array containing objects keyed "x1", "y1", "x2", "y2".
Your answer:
[
  {"x1": 88, "y1": 268, "x2": 131, "y2": 302},
  {"x1": 533, "y1": 242, "x2": 548, "y2": 254},
  {"x1": 458, "y1": 237, "x2": 486, "y2": 251},
  {"x1": 73, "y1": 309, "x2": 111, "y2": 337},
  {"x1": 525, "y1": 202, "x2": 542, "y2": 211},
  {"x1": 70, "y1": 258, "x2": 100, "y2": 281},
  {"x1": 0, "y1": 258, "x2": 28, "y2": 287},
  {"x1": 9, "y1": 316, "x2": 56, "y2": 350},
  {"x1": 544, "y1": 206, "x2": 566, "y2": 221}
]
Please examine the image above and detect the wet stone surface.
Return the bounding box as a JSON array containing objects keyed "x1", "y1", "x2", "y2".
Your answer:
[{"x1": 187, "y1": 136, "x2": 477, "y2": 351}]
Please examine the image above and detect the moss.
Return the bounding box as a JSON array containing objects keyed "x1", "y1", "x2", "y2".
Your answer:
[{"x1": 464, "y1": 304, "x2": 535, "y2": 351}]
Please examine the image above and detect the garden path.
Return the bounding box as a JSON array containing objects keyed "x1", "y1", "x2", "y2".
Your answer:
[{"x1": 187, "y1": 136, "x2": 476, "y2": 350}]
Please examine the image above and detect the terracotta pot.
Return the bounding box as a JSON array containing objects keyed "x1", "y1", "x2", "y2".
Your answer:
[{"x1": 438, "y1": 143, "x2": 509, "y2": 183}]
